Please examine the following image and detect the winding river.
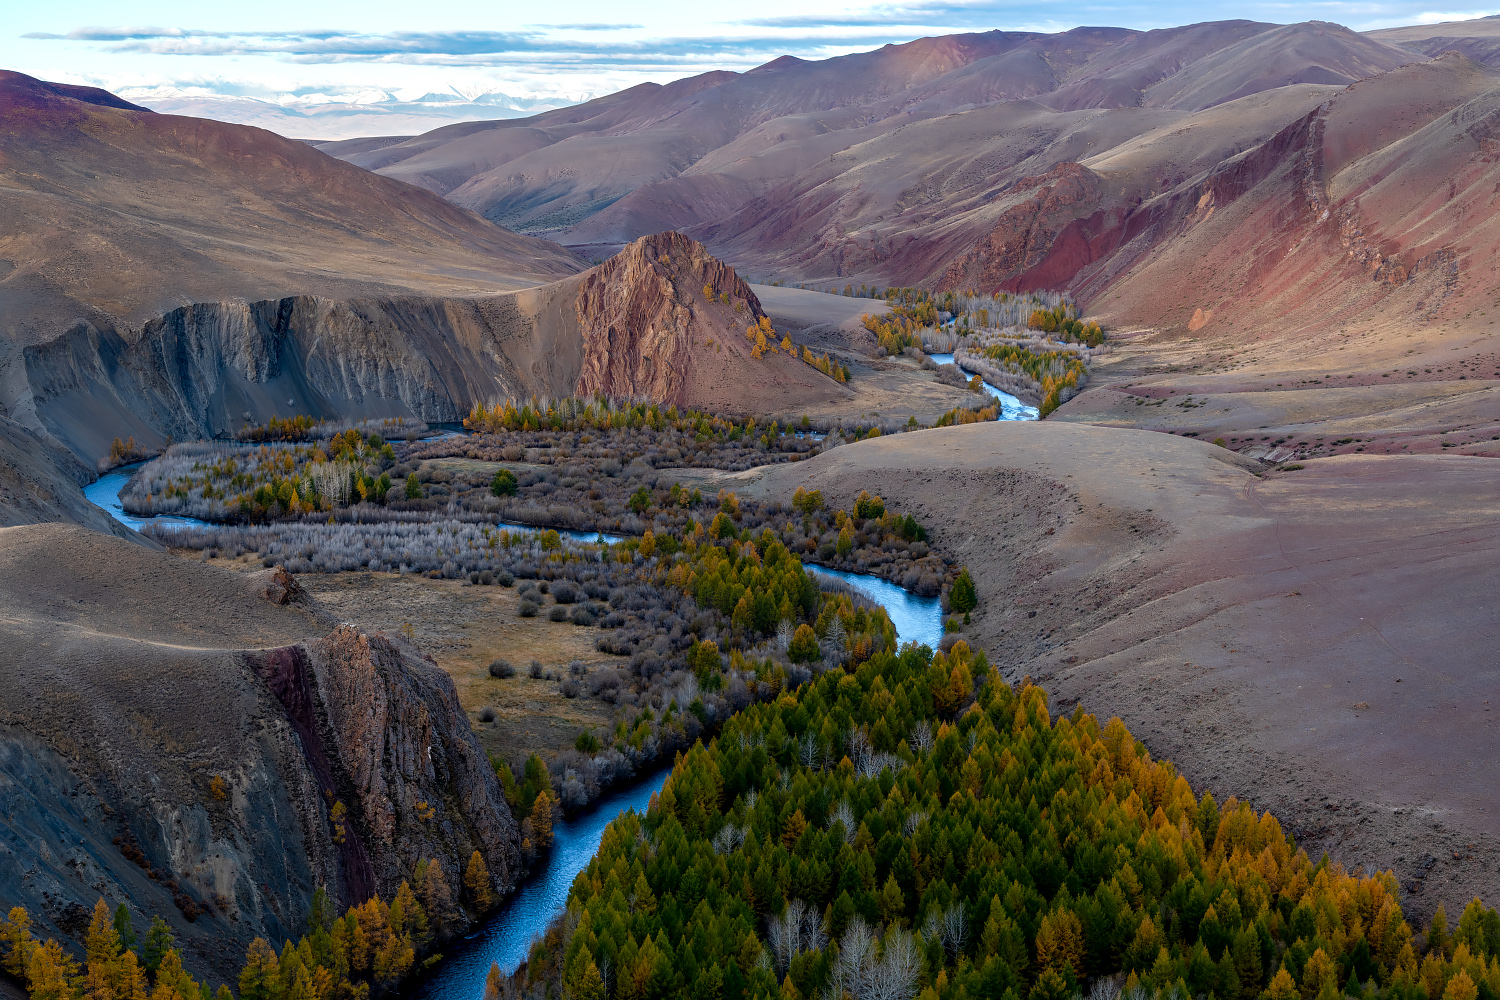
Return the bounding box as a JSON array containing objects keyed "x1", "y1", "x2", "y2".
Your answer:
[
  {"x1": 412, "y1": 772, "x2": 671, "y2": 999},
  {"x1": 82, "y1": 456, "x2": 946, "y2": 1000},
  {"x1": 927, "y1": 353, "x2": 1039, "y2": 421},
  {"x1": 82, "y1": 463, "x2": 213, "y2": 531},
  {"x1": 415, "y1": 565, "x2": 943, "y2": 996}
]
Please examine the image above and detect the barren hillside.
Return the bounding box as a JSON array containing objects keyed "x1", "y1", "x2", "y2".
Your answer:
[
  {"x1": 310, "y1": 18, "x2": 1500, "y2": 407},
  {"x1": 317, "y1": 20, "x2": 1418, "y2": 271}
]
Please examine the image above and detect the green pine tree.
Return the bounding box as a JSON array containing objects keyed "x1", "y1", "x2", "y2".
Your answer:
[
  {"x1": 950, "y1": 567, "x2": 978, "y2": 613},
  {"x1": 491, "y1": 468, "x2": 518, "y2": 497}
]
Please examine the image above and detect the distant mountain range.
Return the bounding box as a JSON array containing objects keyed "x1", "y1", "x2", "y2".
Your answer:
[
  {"x1": 119, "y1": 86, "x2": 587, "y2": 140},
  {"x1": 311, "y1": 16, "x2": 1500, "y2": 347}
]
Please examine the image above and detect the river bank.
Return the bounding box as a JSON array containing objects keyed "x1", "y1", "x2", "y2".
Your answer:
[{"x1": 412, "y1": 768, "x2": 671, "y2": 996}]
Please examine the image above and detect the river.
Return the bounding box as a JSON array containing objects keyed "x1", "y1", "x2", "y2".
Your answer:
[
  {"x1": 927, "y1": 353, "x2": 1039, "y2": 421},
  {"x1": 411, "y1": 771, "x2": 670, "y2": 998},
  {"x1": 803, "y1": 565, "x2": 945, "y2": 650},
  {"x1": 82, "y1": 463, "x2": 214, "y2": 532},
  {"x1": 413, "y1": 563, "x2": 944, "y2": 997}
]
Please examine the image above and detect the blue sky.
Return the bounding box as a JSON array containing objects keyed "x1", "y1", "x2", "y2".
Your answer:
[{"x1": 6, "y1": 0, "x2": 1495, "y2": 103}]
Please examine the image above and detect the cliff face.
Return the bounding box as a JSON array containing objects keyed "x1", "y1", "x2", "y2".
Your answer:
[
  {"x1": 249, "y1": 628, "x2": 519, "y2": 903},
  {"x1": 4, "y1": 232, "x2": 850, "y2": 482},
  {"x1": 0, "y1": 525, "x2": 515, "y2": 985},
  {"x1": 574, "y1": 231, "x2": 852, "y2": 413},
  {"x1": 15, "y1": 286, "x2": 587, "y2": 465}
]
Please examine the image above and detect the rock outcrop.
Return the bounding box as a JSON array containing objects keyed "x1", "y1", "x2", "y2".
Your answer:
[
  {"x1": 574, "y1": 231, "x2": 852, "y2": 413},
  {"x1": 0, "y1": 524, "x2": 516, "y2": 986}
]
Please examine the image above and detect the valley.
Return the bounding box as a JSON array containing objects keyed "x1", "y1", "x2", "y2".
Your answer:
[{"x1": 0, "y1": 10, "x2": 1498, "y2": 1000}]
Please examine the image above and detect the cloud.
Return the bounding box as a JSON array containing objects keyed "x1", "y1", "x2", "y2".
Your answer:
[
  {"x1": 738, "y1": 0, "x2": 1116, "y2": 29},
  {"x1": 23, "y1": 25, "x2": 898, "y2": 68}
]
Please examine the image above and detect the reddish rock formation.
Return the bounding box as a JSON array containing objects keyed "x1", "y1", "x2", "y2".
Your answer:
[
  {"x1": 244, "y1": 626, "x2": 518, "y2": 916},
  {"x1": 0, "y1": 523, "x2": 517, "y2": 985},
  {"x1": 574, "y1": 232, "x2": 852, "y2": 413}
]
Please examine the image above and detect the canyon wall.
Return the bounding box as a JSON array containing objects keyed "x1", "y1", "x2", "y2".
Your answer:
[
  {"x1": 13, "y1": 284, "x2": 588, "y2": 464},
  {"x1": 3, "y1": 233, "x2": 848, "y2": 479}
]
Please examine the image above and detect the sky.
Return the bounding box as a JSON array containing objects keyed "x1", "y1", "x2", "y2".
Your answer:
[{"x1": 5, "y1": 0, "x2": 1496, "y2": 106}]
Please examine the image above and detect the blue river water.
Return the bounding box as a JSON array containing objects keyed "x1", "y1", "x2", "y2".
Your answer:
[
  {"x1": 82, "y1": 463, "x2": 213, "y2": 531},
  {"x1": 411, "y1": 771, "x2": 671, "y2": 997},
  {"x1": 83, "y1": 462, "x2": 623, "y2": 544},
  {"x1": 927, "y1": 353, "x2": 1039, "y2": 421},
  {"x1": 804, "y1": 564, "x2": 945, "y2": 650}
]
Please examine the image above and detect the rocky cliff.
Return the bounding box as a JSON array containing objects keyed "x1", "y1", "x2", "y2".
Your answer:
[
  {"x1": 574, "y1": 231, "x2": 852, "y2": 412},
  {"x1": 0, "y1": 525, "x2": 516, "y2": 986},
  {"x1": 4, "y1": 232, "x2": 852, "y2": 485},
  {"x1": 16, "y1": 287, "x2": 589, "y2": 464}
]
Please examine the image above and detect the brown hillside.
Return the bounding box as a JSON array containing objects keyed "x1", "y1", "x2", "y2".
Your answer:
[
  {"x1": 317, "y1": 18, "x2": 1416, "y2": 268},
  {"x1": 1368, "y1": 15, "x2": 1500, "y2": 65},
  {"x1": 0, "y1": 75, "x2": 847, "y2": 475},
  {"x1": 0, "y1": 70, "x2": 582, "y2": 336},
  {"x1": 0, "y1": 523, "x2": 518, "y2": 985}
]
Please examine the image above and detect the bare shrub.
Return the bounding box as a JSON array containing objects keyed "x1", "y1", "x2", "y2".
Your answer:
[{"x1": 488, "y1": 659, "x2": 515, "y2": 679}]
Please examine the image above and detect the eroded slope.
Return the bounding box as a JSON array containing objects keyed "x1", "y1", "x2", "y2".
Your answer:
[{"x1": 0, "y1": 524, "x2": 518, "y2": 985}]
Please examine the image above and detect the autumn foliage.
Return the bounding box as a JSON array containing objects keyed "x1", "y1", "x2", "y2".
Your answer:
[{"x1": 510, "y1": 640, "x2": 1500, "y2": 1000}]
